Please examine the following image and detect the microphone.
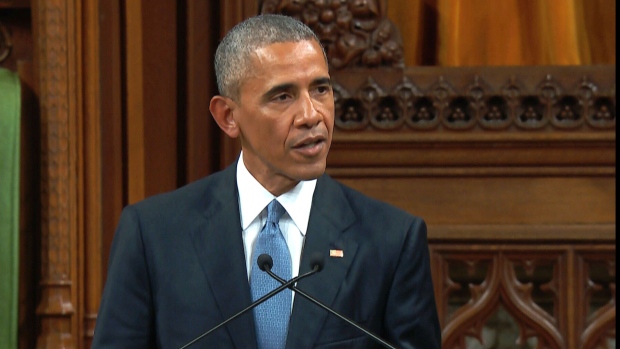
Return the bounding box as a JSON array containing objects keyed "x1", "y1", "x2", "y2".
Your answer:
[
  {"x1": 178, "y1": 254, "x2": 322, "y2": 349},
  {"x1": 257, "y1": 253, "x2": 324, "y2": 273},
  {"x1": 262, "y1": 255, "x2": 397, "y2": 349}
]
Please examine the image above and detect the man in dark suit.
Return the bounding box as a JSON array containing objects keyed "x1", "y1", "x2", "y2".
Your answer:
[{"x1": 92, "y1": 14, "x2": 441, "y2": 349}]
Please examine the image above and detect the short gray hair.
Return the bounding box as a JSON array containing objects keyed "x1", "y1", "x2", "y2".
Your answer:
[{"x1": 214, "y1": 14, "x2": 325, "y2": 100}]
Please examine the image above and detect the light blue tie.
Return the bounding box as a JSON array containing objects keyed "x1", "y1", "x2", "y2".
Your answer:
[{"x1": 250, "y1": 200, "x2": 292, "y2": 349}]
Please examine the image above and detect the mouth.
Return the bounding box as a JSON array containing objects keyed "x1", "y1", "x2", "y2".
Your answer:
[
  {"x1": 292, "y1": 135, "x2": 328, "y2": 156},
  {"x1": 294, "y1": 136, "x2": 324, "y2": 148}
]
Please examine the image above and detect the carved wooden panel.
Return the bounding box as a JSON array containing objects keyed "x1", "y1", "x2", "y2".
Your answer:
[
  {"x1": 31, "y1": 0, "x2": 80, "y2": 346},
  {"x1": 431, "y1": 244, "x2": 616, "y2": 349},
  {"x1": 326, "y1": 66, "x2": 615, "y2": 187},
  {"x1": 261, "y1": 0, "x2": 404, "y2": 69},
  {"x1": 574, "y1": 249, "x2": 616, "y2": 349},
  {"x1": 329, "y1": 68, "x2": 615, "y2": 134},
  {"x1": 31, "y1": 0, "x2": 82, "y2": 345}
]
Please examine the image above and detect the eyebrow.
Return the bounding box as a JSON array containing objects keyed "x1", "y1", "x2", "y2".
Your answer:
[
  {"x1": 261, "y1": 77, "x2": 332, "y2": 102},
  {"x1": 311, "y1": 77, "x2": 332, "y2": 87},
  {"x1": 262, "y1": 83, "x2": 296, "y2": 101}
]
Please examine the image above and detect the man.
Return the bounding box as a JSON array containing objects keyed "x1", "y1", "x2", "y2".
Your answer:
[{"x1": 92, "y1": 14, "x2": 441, "y2": 349}]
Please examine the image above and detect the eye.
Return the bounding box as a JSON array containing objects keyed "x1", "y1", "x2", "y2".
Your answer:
[
  {"x1": 272, "y1": 93, "x2": 292, "y2": 102},
  {"x1": 315, "y1": 85, "x2": 331, "y2": 94}
]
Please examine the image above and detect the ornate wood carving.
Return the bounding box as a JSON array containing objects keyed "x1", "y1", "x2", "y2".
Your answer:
[
  {"x1": 576, "y1": 251, "x2": 616, "y2": 349},
  {"x1": 325, "y1": 65, "x2": 615, "y2": 181},
  {"x1": 439, "y1": 254, "x2": 565, "y2": 348},
  {"x1": 253, "y1": 2, "x2": 616, "y2": 135},
  {"x1": 32, "y1": 0, "x2": 78, "y2": 347},
  {"x1": 329, "y1": 67, "x2": 615, "y2": 133},
  {"x1": 0, "y1": 19, "x2": 11, "y2": 62},
  {"x1": 260, "y1": 0, "x2": 404, "y2": 69},
  {"x1": 432, "y1": 245, "x2": 616, "y2": 349}
]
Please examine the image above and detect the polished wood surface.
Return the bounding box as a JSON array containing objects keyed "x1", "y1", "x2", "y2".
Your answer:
[{"x1": 81, "y1": 0, "x2": 103, "y2": 346}]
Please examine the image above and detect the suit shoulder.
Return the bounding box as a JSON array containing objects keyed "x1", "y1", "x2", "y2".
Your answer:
[{"x1": 128, "y1": 168, "x2": 232, "y2": 217}]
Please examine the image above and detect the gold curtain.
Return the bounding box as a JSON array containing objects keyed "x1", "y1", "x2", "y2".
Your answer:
[{"x1": 386, "y1": 0, "x2": 615, "y2": 66}]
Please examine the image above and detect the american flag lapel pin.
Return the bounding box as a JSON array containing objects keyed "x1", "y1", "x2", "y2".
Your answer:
[{"x1": 330, "y1": 249, "x2": 344, "y2": 258}]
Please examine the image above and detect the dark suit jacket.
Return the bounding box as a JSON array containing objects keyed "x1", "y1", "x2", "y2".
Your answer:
[{"x1": 92, "y1": 162, "x2": 441, "y2": 349}]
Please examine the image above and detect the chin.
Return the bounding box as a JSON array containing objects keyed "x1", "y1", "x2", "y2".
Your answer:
[{"x1": 295, "y1": 164, "x2": 326, "y2": 181}]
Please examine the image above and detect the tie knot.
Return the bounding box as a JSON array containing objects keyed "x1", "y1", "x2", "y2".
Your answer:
[{"x1": 266, "y1": 200, "x2": 285, "y2": 224}]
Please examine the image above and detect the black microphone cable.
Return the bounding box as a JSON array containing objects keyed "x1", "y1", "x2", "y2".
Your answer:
[
  {"x1": 178, "y1": 254, "x2": 322, "y2": 349},
  {"x1": 262, "y1": 254, "x2": 398, "y2": 349}
]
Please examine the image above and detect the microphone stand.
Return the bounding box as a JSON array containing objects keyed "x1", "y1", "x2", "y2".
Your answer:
[
  {"x1": 178, "y1": 266, "x2": 320, "y2": 349},
  {"x1": 264, "y1": 268, "x2": 398, "y2": 349}
]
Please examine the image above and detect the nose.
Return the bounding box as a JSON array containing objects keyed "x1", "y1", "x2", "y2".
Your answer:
[{"x1": 294, "y1": 92, "x2": 322, "y2": 128}]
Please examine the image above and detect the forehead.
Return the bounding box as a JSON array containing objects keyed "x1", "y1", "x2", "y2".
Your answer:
[
  {"x1": 252, "y1": 40, "x2": 326, "y2": 65},
  {"x1": 240, "y1": 40, "x2": 328, "y2": 90}
]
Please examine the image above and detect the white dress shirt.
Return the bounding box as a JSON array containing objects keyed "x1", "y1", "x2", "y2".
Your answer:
[{"x1": 236, "y1": 154, "x2": 316, "y2": 282}]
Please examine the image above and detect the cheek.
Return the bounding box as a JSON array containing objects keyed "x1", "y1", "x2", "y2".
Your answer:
[
  {"x1": 318, "y1": 104, "x2": 335, "y2": 125},
  {"x1": 238, "y1": 112, "x2": 277, "y2": 145},
  {"x1": 262, "y1": 117, "x2": 294, "y2": 146}
]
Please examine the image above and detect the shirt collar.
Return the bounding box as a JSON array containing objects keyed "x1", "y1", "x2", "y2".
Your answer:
[{"x1": 236, "y1": 153, "x2": 316, "y2": 234}]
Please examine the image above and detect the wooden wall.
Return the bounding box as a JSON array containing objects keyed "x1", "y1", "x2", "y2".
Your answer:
[
  {"x1": 325, "y1": 65, "x2": 615, "y2": 348},
  {"x1": 1, "y1": 0, "x2": 615, "y2": 348}
]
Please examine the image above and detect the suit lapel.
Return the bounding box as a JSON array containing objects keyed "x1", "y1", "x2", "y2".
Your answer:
[
  {"x1": 286, "y1": 175, "x2": 358, "y2": 349},
  {"x1": 189, "y1": 163, "x2": 257, "y2": 349}
]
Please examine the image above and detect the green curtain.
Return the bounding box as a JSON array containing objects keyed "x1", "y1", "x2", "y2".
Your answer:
[{"x1": 0, "y1": 67, "x2": 21, "y2": 349}]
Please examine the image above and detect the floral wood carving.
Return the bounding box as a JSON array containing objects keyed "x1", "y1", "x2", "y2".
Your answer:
[
  {"x1": 0, "y1": 20, "x2": 12, "y2": 63},
  {"x1": 260, "y1": 0, "x2": 404, "y2": 69},
  {"x1": 330, "y1": 67, "x2": 616, "y2": 133}
]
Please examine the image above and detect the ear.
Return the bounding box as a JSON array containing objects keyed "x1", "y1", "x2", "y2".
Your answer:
[{"x1": 210, "y1": 95, "x2": 240, "y2": 138}]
